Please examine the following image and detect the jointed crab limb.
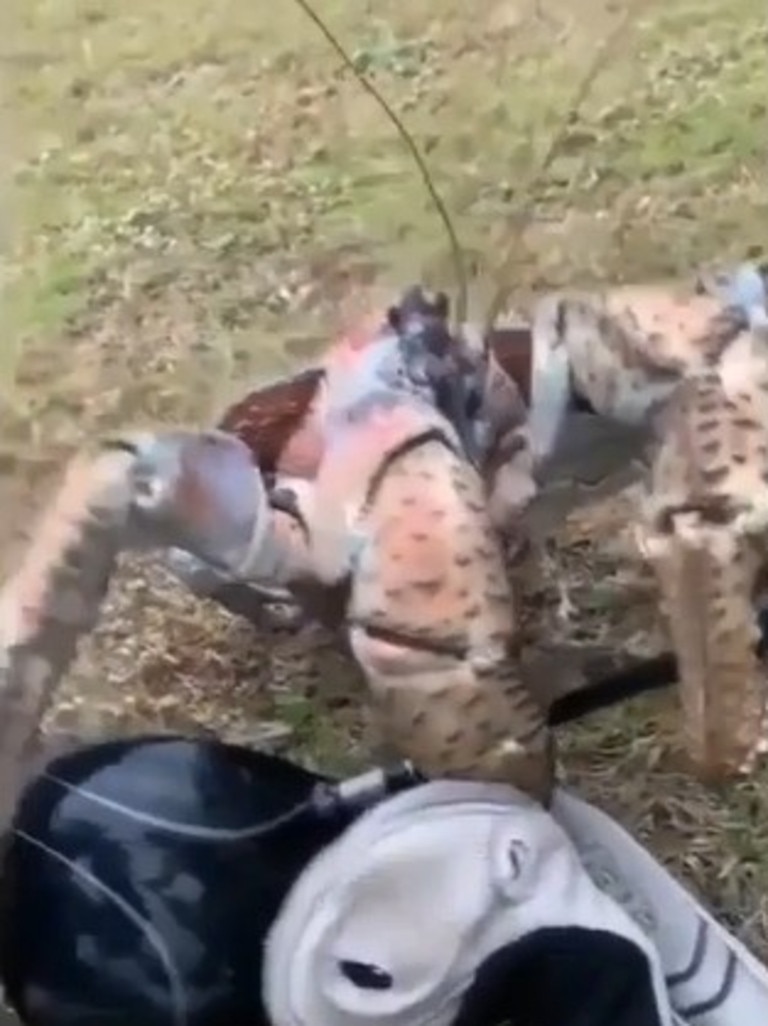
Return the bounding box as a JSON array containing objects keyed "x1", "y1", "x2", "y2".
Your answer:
[
  {"x1": 9, "y1": 413, "x2": 553, "y2": 805},
  {"x1": 638, "y1": 339, "x2": 768, "y2": 780},
  {"x1": 639, "y1": 514, "x2": 767, "y2": 778},
  {"x1": 123, "y1": 429, "x2": 309, "y2": 585},
  {"x1": 163, "y1": 548, "x2": 304, "y2": 630},
  {"x1": 335, "y1": 419, "x2": 554, "y2": 803},
  {"x1": 0, "y1": 444, "x2": 133, "y2": 828},
  {"x1": 514, "y1": 268, "x2": 768, "y2": 631}
]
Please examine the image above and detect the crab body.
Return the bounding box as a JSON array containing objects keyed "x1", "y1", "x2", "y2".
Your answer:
[
  {"x1": 5, "y1": 268, "x2": 768, "y2": 815},
  {"x1": 211, "y1": 266, "x2": 768, "y2": 784}
]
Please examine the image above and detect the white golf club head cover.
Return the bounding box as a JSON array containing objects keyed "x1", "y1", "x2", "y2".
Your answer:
[{"x1": 264, "y1": 781, "x2": 674, "y2": 1026}]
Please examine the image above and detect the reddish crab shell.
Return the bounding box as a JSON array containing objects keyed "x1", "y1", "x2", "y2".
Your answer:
[{"x1": 217, "y1": 327, "x2": 533, "y2": 476}]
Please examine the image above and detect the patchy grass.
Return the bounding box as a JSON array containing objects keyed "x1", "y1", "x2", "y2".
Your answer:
[
  {"x1": 5, "y1": 0, "x2": 768, "y2": 444},
  {"x1": 2, "y1": 0, "x2": 768, "y2": 964}
]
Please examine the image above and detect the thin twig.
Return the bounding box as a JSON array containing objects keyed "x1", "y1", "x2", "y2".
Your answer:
[
  {"x1": 483, "y1": 0, "x2": 650, "y2": 333},
  {"x1": 291, "y1": 0, "x2": 469, "y2": 326}
]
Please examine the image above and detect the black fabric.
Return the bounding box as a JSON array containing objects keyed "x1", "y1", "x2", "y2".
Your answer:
[
  {"x1": 0, "y1": 736, "x2": 348, "y2": 1026},
  {"x1": 0, "y1": 737, "x2": 668, "y2": 1026},
  {"x1": 453, "y1": 927, "x2": 664, "y2": 1026}
]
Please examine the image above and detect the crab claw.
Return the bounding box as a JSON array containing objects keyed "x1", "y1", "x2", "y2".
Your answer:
[
  {"x1": 115, "y1": 429, "x2": 272, "y2": 577},
  {"x1": 164, "y1": 547, "x2": 299, "y2": 628}
]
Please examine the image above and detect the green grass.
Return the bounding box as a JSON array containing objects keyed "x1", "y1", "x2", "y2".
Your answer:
[
  {"x1": 4, "y1": 0, "x2": 767, "y2": 442},
  {"x1": 2, "y1": 0, "x2": 768, "y2": 960}
]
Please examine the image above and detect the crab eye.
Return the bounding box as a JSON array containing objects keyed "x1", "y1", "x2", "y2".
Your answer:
[{"x1": 339, "y1": 960, "x2": 393, "y2": 990}]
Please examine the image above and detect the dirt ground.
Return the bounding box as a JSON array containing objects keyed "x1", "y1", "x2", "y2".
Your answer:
[{"x1": 3, "y1": 0, "x2": 768, "y2": 967}]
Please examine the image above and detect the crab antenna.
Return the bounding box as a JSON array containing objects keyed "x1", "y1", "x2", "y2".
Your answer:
[
  {"x1": 483, "y1": 0, "x2": 646, "y2": 336},
  {"x1": 0, "y1": 443, "x2": 135, "y2": 830},
  {"x1": 292, "y1": 0, "x2": 469, "y2": 326}
]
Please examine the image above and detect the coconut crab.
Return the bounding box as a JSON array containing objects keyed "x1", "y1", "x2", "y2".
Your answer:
[
  {"x1": 1, "y1": 2, "x2": 767, "y2": 829},
  {"x1": 0, "y1": 288, "x2": 657, "y2": 832},
  {"x1": 1, "y1": 257, "x2": 767, "y2": 854},
  {"x1": 172, "y1": 261, "x2": 768, "y2": 786},
  {"x1": 0, "y1": 264, "x2": 764, "y2": 833},
  {"x1": 0, "y1": 285, "x2": 584, "y2": 818}
]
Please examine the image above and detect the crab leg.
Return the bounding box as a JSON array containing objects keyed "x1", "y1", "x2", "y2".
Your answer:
[
  {"x1": 640, "y1": 510, "x2": 766, "y2": 778},
  {"x1": 637, "y1": 337, "x2": 768, "y2": 780},
  {"x1": 0, "y1": 444, "x2": 135, "y2": 826},
  {"x1": 342, "y1": 430, "x2": 554, "y2": 803}
]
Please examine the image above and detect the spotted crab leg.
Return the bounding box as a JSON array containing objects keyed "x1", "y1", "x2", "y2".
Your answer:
[
  {"x1": 637, "y1": 330, "x2": 768, "y2": 780},
  {"x1": 337, "y1": 425, "x2": 555, "y2": 804},
  {"x1": 0, "y1": 443, "x2": 135, "y2": 827}
]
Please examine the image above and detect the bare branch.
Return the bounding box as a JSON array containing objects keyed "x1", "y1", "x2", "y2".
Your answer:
[
  {"x1": 484, "y1": 0, "x2": 651, "y2": 334},
  {"x1": 290, "y1": 0, "x2": 469, "y2": 326}
]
